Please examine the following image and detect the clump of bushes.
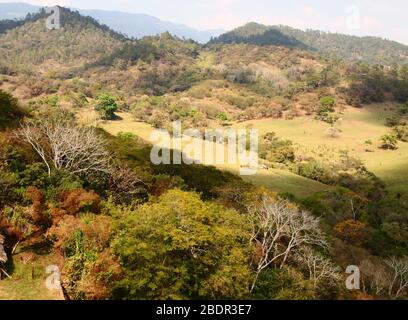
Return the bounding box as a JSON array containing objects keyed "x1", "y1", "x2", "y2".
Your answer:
[
  {"x1": 259, "y1": 132, "x2": 295, "y2": 164},
  {"x1": 380, "y1": 133, "x2": 398, "y2": 150}
]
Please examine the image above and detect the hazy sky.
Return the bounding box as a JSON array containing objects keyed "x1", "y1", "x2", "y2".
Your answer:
[{"x1": 1, "y1": 0, "x2": 407, "y2": 44}]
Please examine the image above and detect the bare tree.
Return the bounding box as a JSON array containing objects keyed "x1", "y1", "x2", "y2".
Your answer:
[
  {"x1": 108, "y1": 165, "x2": 148, "y2": 205},
  {"x1": 248, "y1": 197, "x2": 328, "y2": 292},
  {"x1": 18, "y1": 117, "x2": 111, "y2": 176},
  {"x1": 386, "y1": 256, "x2": 408, "y2": 298},
  {"x1": 295, "y1": 247, "x2": 341, "y2": 289},
  {"x1": 360, "y1": 259, "x2": 390, "y2": 296}
]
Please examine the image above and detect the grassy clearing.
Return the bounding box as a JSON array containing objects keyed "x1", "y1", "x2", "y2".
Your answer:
[
  {"x1": 0, "y1": 252, "x2": 63, "y2": 300},
  {"x1": 233, "y1": 104, "x2": 408, "y2": 193},
  {"x1": 79, "y1": 103, "x2": 408, "y2": 195},
  {"x1": 80, "y1": 110, "x2": 333, "y2": 197}
]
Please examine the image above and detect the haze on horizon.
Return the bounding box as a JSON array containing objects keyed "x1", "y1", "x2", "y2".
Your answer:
[{"x1": 0, "y1": 0, "x2": 407, "y2": 45}]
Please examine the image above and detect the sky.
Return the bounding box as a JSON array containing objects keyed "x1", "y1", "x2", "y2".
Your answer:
[{"x1": 1, "y1": 0, "x2": 407, "y2": 44}]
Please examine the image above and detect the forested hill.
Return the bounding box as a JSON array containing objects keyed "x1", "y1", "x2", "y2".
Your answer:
[
  {"x1": 0, "y1": 7, "x2": 126, "y2": 74},
  {"x1": 210, "y1": 22, "x2": 408, "y2": 65},
  {"x1": 208, "y1": 22, "x2": 311, "y2": 50}
]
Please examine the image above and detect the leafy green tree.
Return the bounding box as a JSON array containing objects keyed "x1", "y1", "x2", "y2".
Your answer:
[
  {"x1": 316, "y1": 97, "x2": 337, "y2": 123},
  {"x1": 110, "y1": 190, "x2": 252, "y2": 300},
  {"x1": 95, "y1": 94, "x2": 118, "y2": 120}
]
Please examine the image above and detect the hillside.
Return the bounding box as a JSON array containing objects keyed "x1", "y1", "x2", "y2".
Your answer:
[
  {"x1": 1, "y1": 6, "x2": 408, "y2": 301},
  {"x1": 0, "y1": 7, "x2": 125, "y2": 74},
  {"x1": 210, "y1": 22, "x2": 408, "y2": 65},
  {"x1": 209, "y1": 22, "x2": 310, "y2": 49}
]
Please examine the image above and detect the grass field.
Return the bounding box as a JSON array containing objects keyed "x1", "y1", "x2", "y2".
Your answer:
[
  {"x1": 79, "y1": 110, "x2": 333, "y2": 198},
  {"x1": 0, "y1": 252, "x2": 63, "y2": 300},
  {"x1": 233, "y1": 104, "x2": 408, "y2": 193},
  {"x1": 80, "y1": 103, "x2": 408, "y2": 196}
]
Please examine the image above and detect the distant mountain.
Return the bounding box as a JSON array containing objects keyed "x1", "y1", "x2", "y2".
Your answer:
[
  {"x1": 211, "y1": 22, "x2": 408, "y2": 65},
  {"x1": 0, "y1": 2, "x2": 224, "y2": 43},
  {"x1": 79, "y1": 9, "x2": 224, "y2": 43},
  {"x1": 0, "y1": 2, "x2": 39, "y2": 20}
]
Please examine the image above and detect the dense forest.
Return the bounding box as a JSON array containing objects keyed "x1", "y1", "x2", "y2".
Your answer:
[{"x1": 0, "y1": 7, "x2": 408, "y2": 300}]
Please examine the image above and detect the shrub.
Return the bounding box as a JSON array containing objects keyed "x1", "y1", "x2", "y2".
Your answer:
[
  {"x1": 26, "y1": 186, "x2": 46, "y2": 224},
  {"x1": 259, "y1": 132, "x2": 295, "y2": 163},
  {"x1": 393, "y1": 125, "x2": 408, "y2": 142},
  {"x1": 398, "y1": 101, "x2": 408, "y2": 115},
  {"x1": 48, "y1": 214, "x2": 120, "y2": 300},
  {"x1": 380, "y1": 133, "x2": 398, "y2": 150},
  {"x1": 59, "y1": 189, "x2": 101, "y2": 216},
  {"x1": 385, "y1": 116, "x2": 404, "y2": 127},
  {"x1": 295, "y1": 160, "x2": 333, "y2": 184},
  {"x1": 116, "y1": 132, "x2": 137, "y2": 141}
]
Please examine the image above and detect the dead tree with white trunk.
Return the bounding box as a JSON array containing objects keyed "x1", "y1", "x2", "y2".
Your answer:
[
  {"x1": 295, "y1": 247, "x2": 340, "y2": 289},
  {"x1": 18, "y1": 115, "x2": 111, "y2": 176},
  {"x1": 248, "y1": 197, "x2": 328, "y2": 292},
  {"x1": 386, "y1": 256, "x2": 408, "y2": 298}
]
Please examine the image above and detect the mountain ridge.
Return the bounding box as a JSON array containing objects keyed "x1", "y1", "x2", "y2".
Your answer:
[
  {"x1": 2, "y1": 4, "x2": 408, "y2": 64},
  {"x1": 0, "y1": 2, "x2": 225, "y2": 43},
  {"x1": 211, "y1": 22, "x2": 408, "y2": 65}
]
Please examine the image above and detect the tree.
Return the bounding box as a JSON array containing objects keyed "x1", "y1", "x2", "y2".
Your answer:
[
  {"x1": 248, "y1": 196, "x2": 328, "y2": 292},
  {"x1": 380, "y1": 133, "x2": 398, "y2": 150},
  {"x1": 111, "y1": 190, "x2": 252, "y2": 300},
  {"x1": 334, "y1": 219, "x2": 368, "y2": 244},
  {"x1": 386, "y1": 256, "x2": 408, "y2": 298},
  {"x1": 19, "y1": 113, "x2": 111, "y2": 176},
  {"x1": 360, "y1": 259, "x2": 390, "y2": 296},
  {"x1": 316, "y1": 97, "x2": 337, "y2": 123},
  {"x1": 107, "y1": 165, "x2": 149, "y2": 205},
  {"x1": 295, "y1": 247, "x2": 340, "y2": 289},
  {"x1": 95, "y1": 94, "x2": 118, "y2": 120},
  {"x1": 320, "y1": 96, "x2": 336, "y2": 112}
]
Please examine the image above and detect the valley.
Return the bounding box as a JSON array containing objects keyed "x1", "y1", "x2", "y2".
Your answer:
[{"x1": 1, "y1": 5, "x2": 408, "y2": 301}]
